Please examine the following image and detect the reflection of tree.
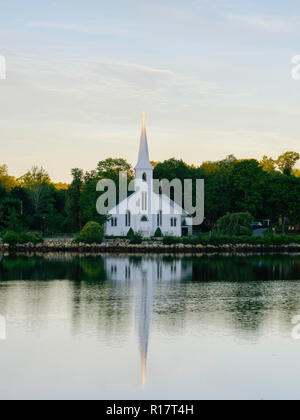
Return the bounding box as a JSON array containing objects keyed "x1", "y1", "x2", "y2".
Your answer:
[{"x1": 191, "y1": 255, "x2": 300, "y2": 282}]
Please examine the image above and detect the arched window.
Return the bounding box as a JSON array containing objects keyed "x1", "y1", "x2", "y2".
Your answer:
[
  {"x1": 142, "y1": 192, "x2": 147, "y2": 211},
  {"x1": 125, "y1": 211, "x2": 131, "y2": 227},
  {"x1": 142, "y1": 172, "x2": 147, "y2": 182},
  {"x1": 157, "y1": 210, "x2": 162, "y2": 227},
  {"x1": 141, "y1": 215, "x2": 148, "y2": 222}
]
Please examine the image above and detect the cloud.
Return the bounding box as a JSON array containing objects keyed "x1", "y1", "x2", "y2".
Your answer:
[
  {"x1": 5, "y1": 51, "x2": 240, "y2": 106},
  {"x1": 26, "y1": 21, "x2": 129, "y2": 37},
  {"x1": 224, "y1": 13, "x2": 299, "y2": 32},
  {"x1": 132, "y1": 1, "x2": 193, "y2": 21}
]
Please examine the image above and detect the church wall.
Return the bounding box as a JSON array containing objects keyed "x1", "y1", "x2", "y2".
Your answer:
[{"x1": 105, "y1": 213, "x2": 182, "y2": 237}]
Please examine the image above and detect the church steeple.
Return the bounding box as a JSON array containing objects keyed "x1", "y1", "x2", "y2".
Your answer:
[{"x1": 135, "y1": 113, "x2": 153, "y2": 170}]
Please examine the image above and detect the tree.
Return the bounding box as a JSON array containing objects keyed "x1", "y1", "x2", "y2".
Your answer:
[
  {"x1": 276, "y1": 151, "x2": 300, "y2": 176},
  {"x1": 218, "y1": 155, "x2": 237, "y2": 171},
  {"x1": 153, "y1": 158, "x2": 191, "y2": 182},
  {"x1": 230, "y1": 160, "x2": 266, "y2": 217},
  {"x1": 200, "y1": 161, "x2": 220, "y2": 176},
  {"x1": 65, "y1": 168, "x2": 84, "y2": 231},
  {"x1": 293, "y1": 168, "x2": 300, "y2": 178},
  {"x1": 0, "y1": 164, "x2": 17, "y2": 191},
  {"x1": 0, "y1": 197, "x2": 23, "y2": 230},
  {"x1": 216, "y1": 212, "x2": 253, "y2": 236},
  {"x1": 79, "y1": 159, "x2": 133, "y2": 227},
  {"x1": 259, "y1": 156, "x2": 276, "y2": 173},
  {"x1": 79, "y1": 176, "x2": 108, "y2": 226},
  {"x1": 18, "y1": 166, "x2": 51, "y2": 213},
  {"x1": 5, "y1": 208, "x2": 22, "y2": 232},
  {"x1": 96, "y1": 158, "x2": 134, "y2": 182}
]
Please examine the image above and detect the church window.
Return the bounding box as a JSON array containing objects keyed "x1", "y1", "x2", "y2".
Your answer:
[
  {"x1": 125, "y1": 211, "x2": 131, "y2": 227},
  {"x1": 142, "y1": 172, "x2": 147, "y2": 182},
  {"x1": 157, "y1": 210, "x2": 162, "y2": 227},
  {"x1": 111, "y1": 217, "x2": 118, "y2": 227},
  {"x1": 171, "y1": 217, "x2": 177, "y2": 227},
  {"x1": 141, "y1": 215, "x2": 148, "y2": 222},
  {"x1": 142, "y1": 192, "x2": 147, "y2": 211}
]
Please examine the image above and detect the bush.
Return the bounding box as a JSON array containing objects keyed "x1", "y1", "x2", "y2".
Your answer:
[
  {"x1": 163, "y1": 236, "x2": 180, "y2": 245},
  {"x1": 75, "y1": 221, "x2": 104, "y2": 244},
  {"x1": 126, "y1": 228, "x2": 135, "y2": 239},
  {"x1": 2, "y1": 231, "x2": 20, "y2": 246},
  {"x1": 129, "y1": 231, "x2": 143, "y2": 244},
  {"x1": 216, "y1": 212, "x2": 253, "y2": 236},
  {"x1": 2, "y1": 231, "x2": 42, "y2": 246},
  {"x1": 19, "y1": 233, "x2": 41, "y2": 244},
  {"x1": 154, "y1": 227, "x2": 163, "y2": 238}
]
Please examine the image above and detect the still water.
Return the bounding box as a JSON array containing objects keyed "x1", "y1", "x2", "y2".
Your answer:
[{"x1": 0, "y1": 253, "x2": 300, "y2": 400}]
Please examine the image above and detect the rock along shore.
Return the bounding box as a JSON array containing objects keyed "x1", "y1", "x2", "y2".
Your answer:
[{"x1": 0, "y1": 238, "x2": 300, "y2": 254}]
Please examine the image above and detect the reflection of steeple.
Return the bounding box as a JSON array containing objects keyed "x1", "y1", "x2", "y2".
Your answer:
[
  {"x1": 104, "y1": 256, "x2": 192, "y2": 389},
  {"x1": 136, "y1": 272, "x2": 153, "y2": 390}
]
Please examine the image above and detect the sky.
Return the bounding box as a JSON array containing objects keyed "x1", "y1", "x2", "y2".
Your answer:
[{"x1": 0, "y1": 0, "x2": 300, "y2": 182}]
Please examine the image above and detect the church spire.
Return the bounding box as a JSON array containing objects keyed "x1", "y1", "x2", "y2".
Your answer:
[{"x1": 135, "y1": 113, "x2": 153, "y2": 170}]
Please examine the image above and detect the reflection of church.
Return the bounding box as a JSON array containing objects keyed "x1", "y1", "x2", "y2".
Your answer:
[
  {"x1": 106, "y1": 257, "x2": 191, "y2": 284},
  {"x1": 105, "y1": 256, "x2": 192, "y2": 388}
]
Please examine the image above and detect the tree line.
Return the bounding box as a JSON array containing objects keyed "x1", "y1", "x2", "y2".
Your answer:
[{"x1": 0, "y1": 151, "x2": 299, "y2": 234}]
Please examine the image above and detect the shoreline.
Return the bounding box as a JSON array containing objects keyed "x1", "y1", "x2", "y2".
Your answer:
[{"x1": 1, "y1": 241, "x2": 300, "y2": 255}]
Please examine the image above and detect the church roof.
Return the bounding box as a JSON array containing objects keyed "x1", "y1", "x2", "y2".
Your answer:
[{"x1": 135, "y1": 113, "x2": 153, "y2": 170}]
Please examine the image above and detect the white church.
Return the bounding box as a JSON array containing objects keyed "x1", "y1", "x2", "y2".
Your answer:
[{"x1": 105, "y1": 114, "x2": 192, "y2": 238}]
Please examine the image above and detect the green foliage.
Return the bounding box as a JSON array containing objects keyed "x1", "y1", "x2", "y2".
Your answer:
[
  {"x1": 2, "y1": 231, "x2": 20, "y2": 245},
  {"x1": 154, "y1": 227, "x2": 163, "y2": 237},
  {"x1": 66, "y1": 168, "x2": 84, "y2": 231},
  {"x1": 75, "y1": 221, "x2": 104, "y2": 244},
  {"x1": 2, "y1": 231, "x2": 42, "y2": 246},
  {"x1": 126, "y1": 228, "x2": 135, "y2": 239},
  {"x1": 217, "y1": 212, "x2": 253, "y2": 236},
  {"x1": 0, "y1": 198, "x2": 23, "y2": 231},
  {"x1": 0, "y1": 149, "x2": 300, "y2": 237},
  {"x1": 19, "y1": 233, "x2": 42, "y2": 244},
  {"x1": 129, "y1": 231, "x2": 143, "y2": 244},
  {"x1": 230, "y1": 160, "x2": 266, "y2": 216},
  {"x1": 0, "y1": 164, "x2": 17, "y2": 191},
  {"x1": 163, "y1": 236, "x2": 180, "y2": 245},
  {"x1": 6, "y1": 209, "x2": 23, "y2": 232},
  {"x1": 259, "y1": 156, "x2": 276, "y2": 173},
  {"x1": 277, "y1": 151, "x2": 300, "y2": 176}
]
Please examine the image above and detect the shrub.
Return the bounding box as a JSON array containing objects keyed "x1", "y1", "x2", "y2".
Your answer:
[
  {"x1": 2, "y1": 231, "x2": 20, "y2": 246},
  {"x1": 126, "y1": 228, "x2": 135, "y2": 239},
  {"x1": 154, "y1": 227, "x2": 163, "y2": 238},
  {"x1": 75, "y1": 221, "x2": 104, "y2": 244},
  {"x1": 129, "y1": 231, "x2": 143, "y2": 244},
  {"x1": 163, "y1": 236, "x2": 180, "y2": 245},
  {"x1": 2, "y1": 231, "x2": 42, "y2": 246},
  {"x1": 216, "y1": 212, "x2": 253, "y2": 236},
  {"x1": 18, "y1": 233, "x2": 41, "y2": 244}
]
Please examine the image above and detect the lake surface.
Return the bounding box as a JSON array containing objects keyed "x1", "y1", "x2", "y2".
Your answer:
[{"x1": 0, "y1": 253, "x2": 300, "y2": 400}]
